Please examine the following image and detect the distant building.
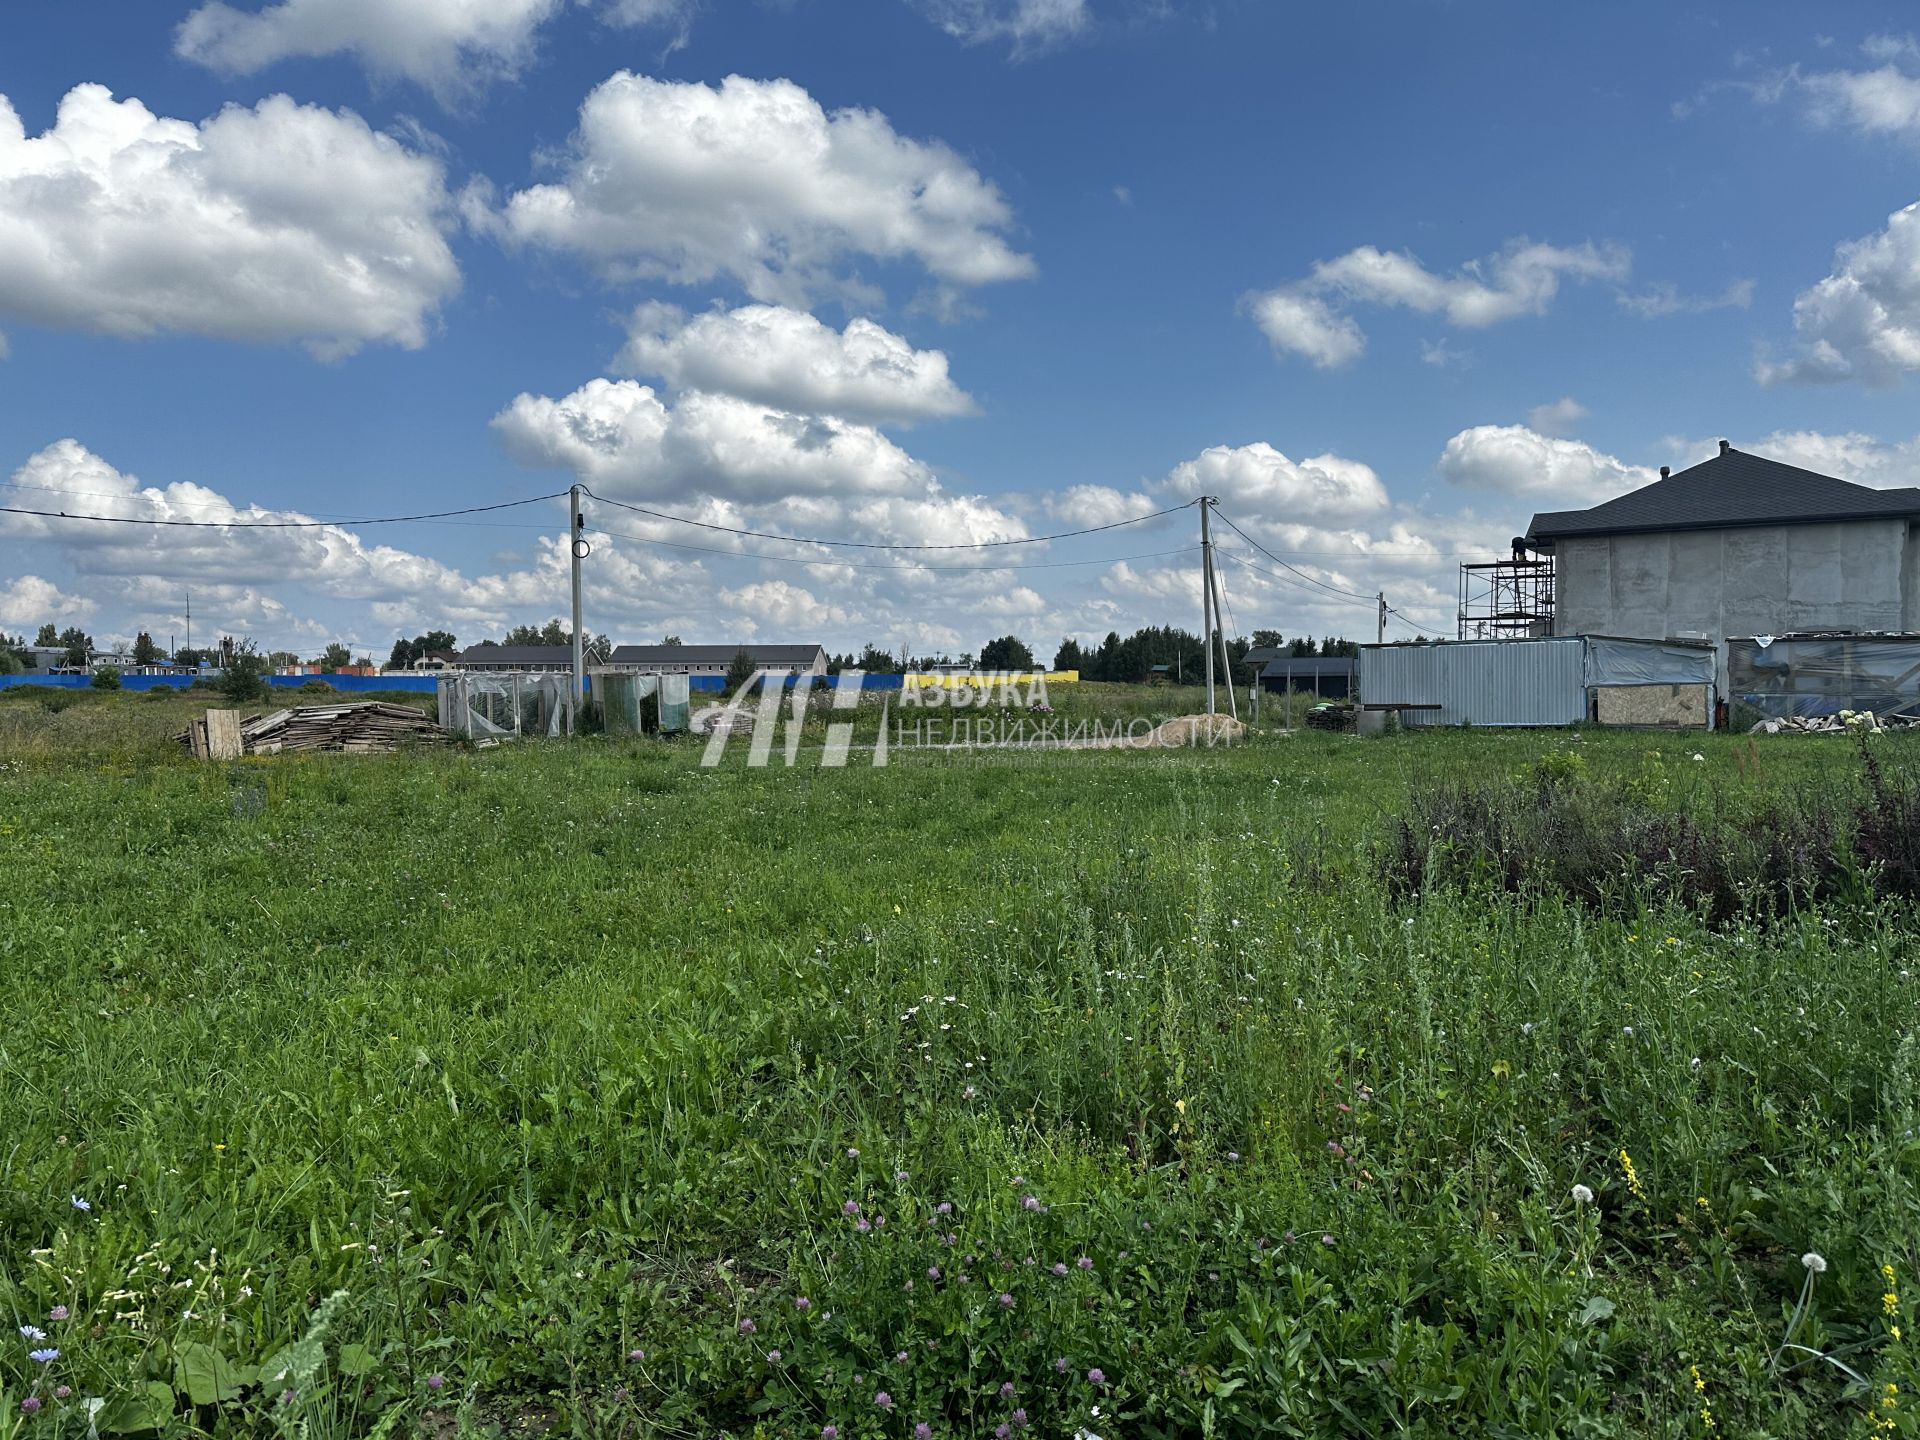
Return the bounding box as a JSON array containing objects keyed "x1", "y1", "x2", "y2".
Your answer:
[
  {"x1": 602, "y1": 644, "x2": 828, "y2": 677},
  {"x1": 452, "y1": 643, "x2": 576, "y2": 673},
  {"x1": 1260, "y1": 656, "x2": 1356, "y2": 698}
]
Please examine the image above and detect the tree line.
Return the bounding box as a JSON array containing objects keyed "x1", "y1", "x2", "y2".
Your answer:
[{"x1": 822, "y1": 629, "x2": 1359, "y2": 682}]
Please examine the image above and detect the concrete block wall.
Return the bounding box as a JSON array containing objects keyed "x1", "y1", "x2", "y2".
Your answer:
[{"x1": 1553, "y1": 520, "x2": 1913, "y2": 682}]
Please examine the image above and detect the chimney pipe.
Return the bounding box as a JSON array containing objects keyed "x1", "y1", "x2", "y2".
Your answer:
[
  {"x1": 1660, "y1": 465, "x2": 1670, "y2": 479},
  {"x1": 1718, "y1": 439, "x2": 1730, "y2": 455}
]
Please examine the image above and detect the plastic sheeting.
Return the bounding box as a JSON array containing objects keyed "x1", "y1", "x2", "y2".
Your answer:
[
  {"x1": 437, "y1": 673, "x2": 576, "y2": 738},
  {"x1": 1729, "y1": 635, "x2": 1920, "y2": 719},
  {"x1": 1582, "y1": 637, "x2": 1716, "y2": 687},
  {"x1": 658, "y1": 675, "x2": 691, "y2": 734}
]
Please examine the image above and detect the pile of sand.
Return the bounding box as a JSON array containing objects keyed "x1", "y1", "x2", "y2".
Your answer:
[{"x1": 1144, "y1": 714, "x2": 1247, "y2": 747}]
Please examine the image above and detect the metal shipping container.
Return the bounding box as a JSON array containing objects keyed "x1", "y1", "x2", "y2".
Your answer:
[{"x1": 1358, "y1": 636, "x2": 1715, "y2": 728}]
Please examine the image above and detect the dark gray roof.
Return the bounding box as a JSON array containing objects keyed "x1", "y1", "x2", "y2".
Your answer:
[
  {"x1": 1528, "y1": 443, "x2": 1920, "y2": 544},
  {"x1": 1243, "y1": 646, "x2": 1287, "y2": 665},
  {"x1": 606, "y1": 643, "x2": 825, "y2": 666},
  {"x1": 456, "y1": 644, "x2": 574, "y2": 664},
  {"x1": 1261, "y1": 656, "x2": 1358, "y2": 679}
]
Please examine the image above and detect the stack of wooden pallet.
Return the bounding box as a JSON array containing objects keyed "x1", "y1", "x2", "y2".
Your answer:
[{"x1": 181, "y1": 703, "x2": 440, "y2": 757}]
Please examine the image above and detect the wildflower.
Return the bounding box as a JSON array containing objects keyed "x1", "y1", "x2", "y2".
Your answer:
[
  {"x1": 426, "y1": 1375, "x2": 445, "y2": 1391},
  {"x1": 1622, "y1": 1026, "x2": 1634, "y2": 1038},
  {"x1": 29, "y1": 1349, "x2": 58, "y2": 1363},
  {"x1": 52, "y1": 1387, "x2": 68, "y2": 1400},
  {"x1": 896, "y1": 1351, "x2": 908, "y2": 1363},
  {"x1": 1802, "y1": 1252, "x2": 1827, "y2": 1273},
  {"x1": 997, "y1": 1427, "x2": 1012, "y2": 1440},
  {"x1": 843, "y1": 1200, "x2": 861, "y2": 1216},
  {"x1": 896, "y1": 1170, "x2": 911, "y2": 1182},
  {"x1": 822, "y1": 1428, "x2": 839, "y2": 1439},
  {"x1": 19, "y1": 1397, "x2": 40, "y2": 1415},
  {"x1": 1022, "y1": 1196, "x2": 1041, "y2": 1212},
  {"x1": 18, "y1": 1326, "x2": 45, "y2": 1340},
  {"x1": 1055, "y1": 1357, "x2": 1070, "y2": 1373},
  {"x1": 915, "y1": 1425, "x2": 933, "y2": 1440},
  {"x1": 1078, "y1": 1256, "x2": 1093, "y2": 1270},
  {"x1": 1012, "y1": 1408, "x2": 1029, "y2": 1428},
  {"x1": 1088, "y1": 1367, "x2": 1106, "y2": 1385},
  {"x1": 46, "y1": 1307, "x2": 67, "y2": 1323},
  {"x1": 738, "y1": 1318, "x2": 757, "y2": 1335},
  {"x1": 963, "y1": 1086, "x2": 977, "y2": 1100},
  {"x1": 1618, "y1": 1149, "x2": 1646, "y2": 1201},
  {"x1": 1000, "y1": 1382, "x2": 1016, "y2": 1400},
  {"x1": 928, "y1": 1266, "x2": 941, "y2": 1281},
  {"x1": 856, "y1": 1219, "x2": 872, "y2": 1232},
  {"x1": 875, "y1": 1392, "x2": 893, "y2": 1410},
  {"x1": 1321, "y1": 1234, "x2": 1335, "y2": 1246},
  {"x1": 628, "y1": 1349, "x2": 646, "y2": 1362},
  {"x1": 847, "y1": 1148, "x2": 859, "y2": 1159},
  {"x1": 1227, "y1": 1151, "x2": 1240, "y2": 1162},
  {"x1": 935, "y1": 1202, "x2": 953, "y2": 1215},
  {"x1": 1571, "y1": 1184, "x2": 1594, "y2": 1204},
  {"x1": 796, "y1": 1296, "x2": 811, "y2": 1312},
  {"x1": 1052, "y1": 1262, "x2": 1069, "y2": 1277},
  {"x1": 69, "y1": 1197, "x2": 90, "y2": 1212},
  {"x1": 768, "y1": 1350, "x2": 782, "y2": 1363},
  {"x1": 1690, "y1": 1057, "x2": 1702, "y2": 1072},
  {"x1": 998, "y1": 1292, "x2": 1015, "y2": 1308}
]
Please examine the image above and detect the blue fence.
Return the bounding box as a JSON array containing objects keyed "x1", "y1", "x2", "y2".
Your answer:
[{"x1": 0, "y1": 673, "x2": 439, "y2": 694}]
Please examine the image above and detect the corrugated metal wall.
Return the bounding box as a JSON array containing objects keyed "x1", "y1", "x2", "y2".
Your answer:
[{"x1": 1360, "y1": 638, "x2": 1589, "y2": 726}]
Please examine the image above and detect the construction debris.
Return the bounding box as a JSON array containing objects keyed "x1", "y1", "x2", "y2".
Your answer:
[
  {"x1": 690, "y1": 704, "x2": 756, "y2": 739},
  {"x1": 1748, "y1": 710, "x2": 1917, "y2": 736},
  {"x1": 181, "y1": 703, "x2": 441, "y2": 757}
]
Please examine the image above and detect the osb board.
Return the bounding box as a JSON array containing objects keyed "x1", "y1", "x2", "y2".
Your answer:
[
  {"x1": 1595, "y1": 684, "x2": 1708, "y2": 728},
  {"x1": 204, "y1": 708, "x2": 243, "y2": 760}
]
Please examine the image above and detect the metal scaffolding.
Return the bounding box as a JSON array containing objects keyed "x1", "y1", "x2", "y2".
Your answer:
[{"x1": 1457, "y1": 548, "x2": 1556, "y2": 639}]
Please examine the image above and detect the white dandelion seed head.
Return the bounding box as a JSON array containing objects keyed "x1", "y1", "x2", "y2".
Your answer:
[
  {"x1": 1802, "y1": 1252, "x2": 1827, "y2": 1273},
  {"x1": 1571, "y1": 1184, "x2": 1595, "y2": 1205}
]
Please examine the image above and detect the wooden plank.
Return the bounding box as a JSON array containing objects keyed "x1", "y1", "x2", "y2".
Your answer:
[{"x1": 205, "y1": 709, "x2": 243, "y2": 760}]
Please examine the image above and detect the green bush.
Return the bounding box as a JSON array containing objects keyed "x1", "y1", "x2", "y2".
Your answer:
[{"x1": 90, "y1": 666, "x2": 122, "y2": 691}]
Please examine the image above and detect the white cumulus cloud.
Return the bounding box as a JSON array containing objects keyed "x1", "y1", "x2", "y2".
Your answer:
[
  {"x1": 1161, "y1": 443, "x2": 1390, "y2": 523},
  {"x1": 0, "y1": 575, "x2": 96, "y2": 629},
  {"x1": 1526, "y1": 397, "x2": 1589, "y2": 437},
  {"x1": 1437, "y1": 424, "x2": 1655, "y2": 505},
  {"x1": 176, "y1": 0, "x2": 695, "y2": 104},
  {"x1": 1760, "y1": 201, "x2": 1920, "y2": 385},
  {"x1": 619, "y1": 303, "x2": 977, "y2": 425},
  {"x1": 0, "y1": 84, "x2": 459, "y2": 358},
  {"x1": 1247, "y1": 238, "x2": 1628, "y2": 368},
  {"x1": 480, "y1": 72, "x2": 1036, "y2": 303}
]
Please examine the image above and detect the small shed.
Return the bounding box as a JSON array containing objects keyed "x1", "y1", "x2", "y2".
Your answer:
[
  {"x1": 1259, "y1": 656, "x2": 1356, "y2": 699},
  {"x1": 1358, "y1": 636, "x2": 1716, "y2": 728}
]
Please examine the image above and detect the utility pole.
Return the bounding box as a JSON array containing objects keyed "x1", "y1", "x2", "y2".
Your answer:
[
  {"x1": 569, "y1": 485, "x2": 586, "y2": 736},
  {"x1": 1205, "y1": 531, "x2": 1238, "y2": 723},
  {"x1": 1377, "y1": 592, "x2": 1387, "y2": 645},
  {"x1": 1200, "y1": 496, "x2": 1215, "y2": 716},
  {"x1": 184, "y1": 591, "x2": 191, "y2": 662}
]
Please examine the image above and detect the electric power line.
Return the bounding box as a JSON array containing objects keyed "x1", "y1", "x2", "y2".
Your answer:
[
  {"x1": 1209, "y1": 507, "x2": 1379, "y2": 601},
  {"x1": 1214, "y1": 544, "x2": 1379, "y2": 611},
  {"x1": 584, "y1": 488, "x2": 1195, "y2": 551},
  {"x1": 589, "y1": 521, "x2": 1201, "y2": 574},
  {"x1": 0, "y1": 490, "x2": 573, "y2": 530}
]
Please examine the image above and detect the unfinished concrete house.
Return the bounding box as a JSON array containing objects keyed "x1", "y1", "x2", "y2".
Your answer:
[{"x1": 1521, "y1": 442, "x2": 1920, "y2": 688}]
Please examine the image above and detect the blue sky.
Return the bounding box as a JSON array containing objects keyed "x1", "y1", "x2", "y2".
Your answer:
[{"x1": 5, "y1": 0, "x2": 1920, "y2": 659}]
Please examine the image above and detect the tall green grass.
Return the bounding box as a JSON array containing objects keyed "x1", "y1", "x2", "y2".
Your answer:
[{"x1": 0, "y1": 708, "x2": 1914, "y2": 1436}]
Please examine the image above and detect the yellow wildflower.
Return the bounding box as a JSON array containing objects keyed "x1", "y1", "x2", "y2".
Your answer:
[{"x1": 1619, "y1": 1148, "x2": 1646, "y2": 1201}]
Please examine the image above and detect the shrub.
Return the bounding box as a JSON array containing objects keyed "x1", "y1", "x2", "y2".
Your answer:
[
  {"x1": 90, "y1": 667, "x2": 121, "y2": 691},
  {"x1": 299, "y1": 679, "x2": 337, "y2": 694}
]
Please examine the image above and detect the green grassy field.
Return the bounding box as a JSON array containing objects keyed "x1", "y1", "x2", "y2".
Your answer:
[{"x1": 1, "y1": 686, "x2": 1916, "y2": 1438}]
